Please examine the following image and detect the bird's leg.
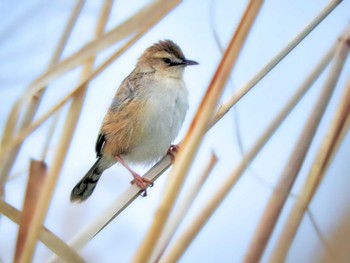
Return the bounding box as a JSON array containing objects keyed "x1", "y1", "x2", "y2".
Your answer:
[
  {"x1": 115, "y1": 155, "x2": 153, "y2": 197},
  {"x1": 167, "y1": 144, "x2": 180, "y2": 162}
]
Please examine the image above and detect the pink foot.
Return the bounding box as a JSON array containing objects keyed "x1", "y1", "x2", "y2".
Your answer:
[
  {"x1": 130, "y1": 175, "x2": 154, "y2": 197},
  {"x1": 115, "y1": 154, "x2": 153, "y2": 197}
]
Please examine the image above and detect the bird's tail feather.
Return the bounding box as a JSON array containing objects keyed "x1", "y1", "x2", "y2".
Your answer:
[{"x1": 71, "y1": 158, "x2": 104, "y2": 202}]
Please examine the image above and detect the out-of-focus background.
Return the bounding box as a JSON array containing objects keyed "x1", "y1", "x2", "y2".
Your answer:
[{"x1": 0, "y1": 0, "x2": 350, "y2": 262}]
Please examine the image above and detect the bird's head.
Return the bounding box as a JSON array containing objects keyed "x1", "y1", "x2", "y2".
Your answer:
[{"x1": 136, "y1": 40, "x2": 198, "y2": 78}]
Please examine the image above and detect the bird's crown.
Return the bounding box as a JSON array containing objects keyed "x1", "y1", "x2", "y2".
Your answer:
[{"x1": 143, "y1": 40, "x2": 185, "y2": 61}]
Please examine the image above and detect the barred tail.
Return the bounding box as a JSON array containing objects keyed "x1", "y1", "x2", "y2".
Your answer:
[{"x1": 70, "y1": 158, "x2": 104, "y2": 202}]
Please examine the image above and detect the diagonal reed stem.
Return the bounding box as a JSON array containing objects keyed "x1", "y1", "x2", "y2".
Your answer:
[
  {"x1": 24, "y1": 0, "x2": 182, "y2": 97},
  {"x1": 243, "y1": 25, "x2": 350, "y2": 263},
  {"x1": 0, "y1": 31, "x2": 145, "y2": 162},
  {"x1": 269, "y1": 75, "x2": 350, "y2": 262},
  {"x1": 17, "y1": 1, "x2": 113, "y2": 262},
  {"x1": 150, "y1": 153, "x2": 218, "y2": 262},
  {"x1": 132, "y1": 1, "x2": 263, "y2": 262},
  {"x1": 40, "y1": 107, "x2": 61, "y2": 161},
  {"x1": 0, "y1": 0, "x2": 85, "y2": 196},
  {"x1": 0, "y1": 200, "x2": 84, "y2": 263},
  {"x1": 15, "y1": 160, "x2": 47, "y2": 263},
  {"x1": 213, "y1": 0, "x2": 342, "y2": 126},
  {"x1": 159, "y1": 41, "x2": 336, "y2": 263}
]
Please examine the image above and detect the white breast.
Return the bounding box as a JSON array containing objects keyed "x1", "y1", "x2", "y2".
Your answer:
[{"x1": 124, "y1": 77, "x2": 188, "y2": 165}]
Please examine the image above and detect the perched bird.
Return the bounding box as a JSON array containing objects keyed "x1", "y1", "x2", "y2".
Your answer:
[{"x1": 71, "y1": 40, "x2": 198, "y2": 202}]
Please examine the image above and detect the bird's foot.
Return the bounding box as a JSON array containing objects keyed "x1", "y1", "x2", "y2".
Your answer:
[
  {"x1": 130, "y1": 174, "x2": 154, "y2": 197},
  {"x1": 167, "y1": 144, "x2": 180, "y2": 162},
  {"x1": 115, "y1": 154, "x2": 154, "y2": 197}
]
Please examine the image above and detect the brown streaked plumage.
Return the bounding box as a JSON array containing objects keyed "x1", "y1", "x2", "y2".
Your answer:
[{"x1": 71, "y1": 40, "x2": 198, "y2": 202}]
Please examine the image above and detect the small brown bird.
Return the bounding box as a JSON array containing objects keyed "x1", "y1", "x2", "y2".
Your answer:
[{"x1": 71, "y1": 40, "x2": 198, "y2": 202}]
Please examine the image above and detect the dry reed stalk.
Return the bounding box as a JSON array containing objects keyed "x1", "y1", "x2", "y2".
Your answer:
[
  {"x1": 17, "y1": 2, "x2": 113, "y2": 261},
  {"x1": 318, "y1": 209, "x2": 350, "y2": 263},
  {"x1": 49, "y1": 155, "x2": 173, "y2": 263},
  {"x1": 159, "y1": 42, "x2": 335, "y2": 263},
  {"x1": 132, "y1": 1, "x2": 263, "y2": 262},
  {"x1": 150, "y1": 153, "x2": 218, "y2": 262},
  {"x1": 213, "y1": 0, "x2": 342, "y2": 126},
  {"x1": 48, "y1": 154, "x2": 217, "y2": 262},
  {"x1": 56, "y1": 1, "x2": 342, "y2": 251},
  {"x1": 243, "y1": 25, "x2": 350, "y2": 263},
  {"x1": 344, "y1": 107, "x2": 350, "y2": 129},
  {"x1": 0, "y1": 31, "x2": 145, "y2": 162},
  {"x1": 22, "y1": 0, "x2": 182, "y2": 100},
  {"x1": 15, "y1": 160, "x2": 47, "y2": 263},
  {"x1": 0, "y1": 0, "x2": 85, "y2": 146},
  {"x1": 7, "y1": 168, "x2": 29, "y2": 182},
  {"x1": 41, "y1": 107, "x2": 61, "y2": 161},
  {"x1": 0, "y1": 0, "x2": 85, "y2": 196},
  {"x1": 0, "y1": 200, "x2": 84, "y2": 263},
  {"x1": 269, "y1": 75, "x2": 350, "y2": 262}
]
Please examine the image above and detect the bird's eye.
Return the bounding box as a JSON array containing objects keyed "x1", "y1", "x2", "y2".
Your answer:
[{"x1": 163, "y1": 58, "x2": 172, "y2": 65}]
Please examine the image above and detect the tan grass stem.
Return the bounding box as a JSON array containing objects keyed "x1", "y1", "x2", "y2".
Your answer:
[
  {"x1": 0, "y1": 32, "x2": 144, "y2": 162},
  {"x1": 150, "y1": 153, "x2": 218, "y2": 262},
  {"x1": 17, "y1": 2, "x2": 113, "y2": 262},
  {"x1": 269, "y1": 75, "x2": 350, "y2": 262},
  {"x1": 22, "y1": 0, "x2": 182, "y2": 101},
  {"x1": 0, "y1": 200, "x2": 84, "y2": 263},
  {"x1": 41, "y1": 112, "x2": 60, "y2": 161},
  {"x1": 318, "y1": 209, "x2": 350, "y2": 262},
  {"x1": 132, "y1": 1, "x2": 263, "y2": 262},
  {"x1": 244, "y1": 25, "x2": 350, "y2": 263},
  {"x1": 0, "y1": 0, "x2": 85, "y2": 196},
  {"x1": 159, "y1": 41, "x2": 336, "y2": 263},
  {"x1": 51, "y1": 155, "x2": 174, "y2": 262},
  {"x1": 15, "y1": 160, "x2": 47, "y2": 262},
  {"x1": 213, "y1": 0, "x2": 342, "y2": 126},
  {"x1": 48, "y1": 154, "x2": 217, "y2": 262}
]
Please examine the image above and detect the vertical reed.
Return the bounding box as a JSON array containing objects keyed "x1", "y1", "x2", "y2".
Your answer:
[
  {"x1": 159, "y1": 41, "x2": 335, "y2": 263},
  {"x1": 132, "y1": 1, "x2": 264, "y2": 262},
  {"x1": 0, "y1": 0, "x2": 85, "y2": 197},
  {"x1": 269, "y1": 75, "x2": 350, "y2": 262},
  {"x1": 244, "y1": 25, "x2": 350, "y2": 263},
  {"x1": 16, "y1": 1, "x2": 113, "y2": 261}
]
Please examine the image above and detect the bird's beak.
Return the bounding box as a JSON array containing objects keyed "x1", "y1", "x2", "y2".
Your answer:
[{"x1": 183, "y1": 59, "x2": 199, "y2": 66}]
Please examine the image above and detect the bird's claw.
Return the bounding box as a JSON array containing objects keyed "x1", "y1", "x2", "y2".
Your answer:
[{"x1": 130, "y1": 176, "x2": 154, "y2": 197}]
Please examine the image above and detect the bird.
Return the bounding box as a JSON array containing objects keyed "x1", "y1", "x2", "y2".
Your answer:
[{"x1": 70, "y1": 40, "x2": 198, "y2": 202}]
